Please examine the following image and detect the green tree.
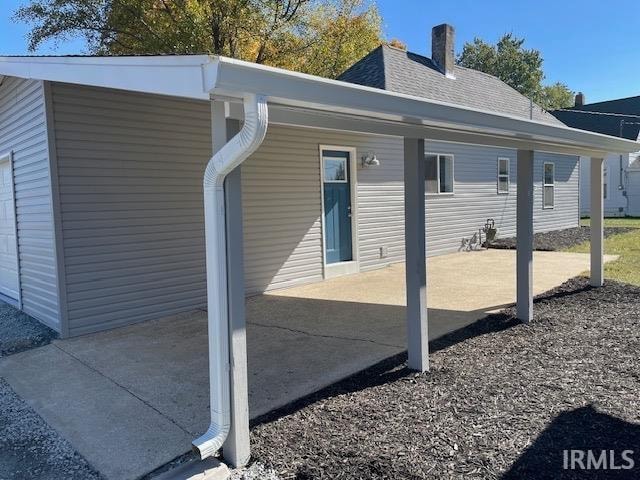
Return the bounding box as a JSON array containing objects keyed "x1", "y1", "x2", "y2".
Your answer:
[
  {"x1": 540, "y1": 82, "x2": 575, "y2": 110},
  {"x1": 14, "y1": 0, "x2": 382, "y2": 78},
  {"x1": 295, "y1": 0, "x2": 382, "y2": 78},
  {"x1": 457, "y1": 33, "x2": 573, "y2": 110}
]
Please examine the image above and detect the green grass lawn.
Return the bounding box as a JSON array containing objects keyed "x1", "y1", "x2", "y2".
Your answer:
[
  {"x1": 580, "y1": 217, "x2": 640, "y2": 228},
  {"x1": 568, "y1": 217, "x2": 640, "y2": 286}
]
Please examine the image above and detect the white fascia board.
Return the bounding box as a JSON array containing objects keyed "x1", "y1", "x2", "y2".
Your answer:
[
  {"x1": 227, "y1": 104, "x2": 607, "y2": 158},
  {"x1": 0, "y1": 55, "x2": 213, "y2": 100},
  {"x1": 207, "y1": 56, "x2": 640, "y2": 155}
]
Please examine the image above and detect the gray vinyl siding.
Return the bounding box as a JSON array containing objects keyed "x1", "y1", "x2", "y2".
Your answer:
[
  {"x1": 50, "y1": 83, "x2": 211, "y2": 336},
  {"x1": 424, "y1": 142, "x2": 579, "y2": 255},
  {"x1": 0, "y1": 77, "x2": 59, "y2": 329},
  {"x1": 243, "y1": 132, "x2": 579, "y2": 293},
  {"x1": 47, "y1": 83, "x2": 579, "y2": 334},
  {"x1": 533, "y1": 151, "x2": 580, "y2": 231},
  {"x1": 242, "y1": 126, "x2": 405, "y2": 294}
]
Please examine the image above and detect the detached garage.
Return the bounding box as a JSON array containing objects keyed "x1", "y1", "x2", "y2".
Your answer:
[{"x1": 0, "y1": 77, "x2": 59, "y2": 328}]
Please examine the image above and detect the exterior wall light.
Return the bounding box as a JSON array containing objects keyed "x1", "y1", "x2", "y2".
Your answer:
[{"x1": 361, "y1": 152, "x2": 380, "y2": 167}]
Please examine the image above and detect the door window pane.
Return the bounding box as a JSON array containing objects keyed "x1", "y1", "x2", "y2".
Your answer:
[
  {"x1": 439, "y1": 155, "x2": 454, "y2": 193},
  {"x1": 425, "y1": 154, "x2": 438, "y2": 193},
  {"x1": 323, "y1": 151, "x2": 348, "y2": 183}
]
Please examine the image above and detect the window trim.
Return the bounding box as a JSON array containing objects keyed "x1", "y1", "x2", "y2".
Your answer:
[
  {"x1": 497, "y1": 157, "x2": 510, "y2": 195},
  {"x1": 543, "y1": 161, "x2": 555, "y2": 209},
  {"x1": 425, "y1": 152, "x2": 455, "y2": 195}
]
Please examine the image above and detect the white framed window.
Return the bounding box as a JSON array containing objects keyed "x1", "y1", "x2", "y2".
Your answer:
[
  {"x1": 425, "y1": 153, "x2": 454, "y2": 194},
  {"x1": 543, "y1": 162, "x2": 555, "y2": 209},
  {"x1": 497, "y1": 157, "x2": 510, "y2": 194}
]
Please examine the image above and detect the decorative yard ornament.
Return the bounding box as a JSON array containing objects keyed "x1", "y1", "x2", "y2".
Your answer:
[{"x1": 483, "y1": 218, "x2": 497, "y2": 244}]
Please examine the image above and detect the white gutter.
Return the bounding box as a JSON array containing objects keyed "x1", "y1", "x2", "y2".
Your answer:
[
  {"x1": 2, "y1": 54, "x2": 638, "y2": 154},
  {"x1": 205, "y1": 56, "x2": 640, "y2": 156},
  {"x1": 192, "y1": 93, "x2": 268, "y2": 459}
]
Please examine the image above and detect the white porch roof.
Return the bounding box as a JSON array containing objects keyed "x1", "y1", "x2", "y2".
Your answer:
[{"x1": 1, "y1": 54, "x2": 638, "y2": 157}]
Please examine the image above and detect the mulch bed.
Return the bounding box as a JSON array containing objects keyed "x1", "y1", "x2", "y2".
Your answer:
[
  {"x1": 0, "y1": 302, "x2": 57, "y2": 357},
  {"x1": 488, "y1": 226, "x2": 635, "y2": 251},
  {"x1": 249, "y1": 278, "x2": 640, "y2": 479}
]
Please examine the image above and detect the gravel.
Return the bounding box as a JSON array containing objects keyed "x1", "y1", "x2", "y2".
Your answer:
[
  {"x1": 488, "y1": 226, "x2": 635, "y2": 251},
  {"x1": 230, "y1": 462, "x2": 281, "y2": 480},
  {"x1": 0, "y1": 301, "x2": 57, "y2": 357},
  {"x1": 249, "y1": 278, "x2": 640, "y2": 479},
  {"x1": 0, "y1": 378, "x2": 102, "y2": 480}
]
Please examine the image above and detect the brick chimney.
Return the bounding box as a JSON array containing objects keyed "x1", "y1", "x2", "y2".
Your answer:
[
  {"x1": 432, "y1": 24, "x2": 455, "y2": 79},
  {"x1": 575, "y1": 92, "x2": 585, "y2": 107}
]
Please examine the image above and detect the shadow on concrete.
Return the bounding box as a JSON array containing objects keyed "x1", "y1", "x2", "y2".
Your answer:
[
  {"x1": 250, "y1": 302, "x2": 522, "y2": 428},
  {"x1": 245, "y1": 293, "x2": 517, "y2": 418},
  {"x1": 503, "y1": 405, "x2": 640, "y2": 480}
]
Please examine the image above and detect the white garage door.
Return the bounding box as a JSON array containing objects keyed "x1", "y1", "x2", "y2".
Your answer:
[{"x1": 0, "y1": 154, "x2": 19, "y2": 302}]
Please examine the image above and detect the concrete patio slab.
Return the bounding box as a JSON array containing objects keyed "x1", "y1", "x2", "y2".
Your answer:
[
  {"x1": 0, "y1": 250, "x2": 614, "y2": 480},
  {"x1": 0, "y1": 344, "x2": 193, "y2": 480}
]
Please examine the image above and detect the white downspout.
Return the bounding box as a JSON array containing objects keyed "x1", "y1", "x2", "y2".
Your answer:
[{"x1": 192, "y1": 93, "x2": 268, "y2": 459}]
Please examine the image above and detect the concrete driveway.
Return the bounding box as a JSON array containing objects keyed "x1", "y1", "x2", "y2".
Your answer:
[{"x1": 0, "y1": 250, "x2": 614, "y2": 479}]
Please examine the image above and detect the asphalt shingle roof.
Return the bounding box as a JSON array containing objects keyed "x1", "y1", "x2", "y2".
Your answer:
[
  {"x1": 337, "y1": 45, "x2": 564, "y2": 126},
  {"x1": 551, "y1": 96, "x2": 640, "y2": 141}
]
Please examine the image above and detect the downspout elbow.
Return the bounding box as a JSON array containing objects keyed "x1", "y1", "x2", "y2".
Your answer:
[
  {"x1": 192, "y1": 93, "x2": 268, "y2": 460},
  {"x1": 203, "y1": 94, "x2": 268, "y2": 188}
]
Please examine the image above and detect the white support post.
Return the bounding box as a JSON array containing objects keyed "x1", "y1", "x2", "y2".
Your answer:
[
  {"x1": 516, "y1": 149, "x2": 534, "y2": 323},
  {"x1": 404, "y1": 138, "x2": 429, "y2": 372},
  {"x1": 590, "y1": 157, "x2": 605, "y2": 287},
  {"x1": 211, "y1": 102, "x2": 250, "y2": 467}
]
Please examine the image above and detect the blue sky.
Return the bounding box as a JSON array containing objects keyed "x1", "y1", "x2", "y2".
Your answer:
[{"x1": 1, "y1": 0, "x2": 638, "y2": 103}]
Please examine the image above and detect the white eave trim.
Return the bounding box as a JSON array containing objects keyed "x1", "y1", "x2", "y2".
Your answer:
[
  {"x1": 0, "y1": 55, "x2": 213, "y2": 100},
  {"x1": 206, "y1": 56, "x2": 640, "y2": 156},
  {"x1": 1, "y1": 54, "x2": 638, "y2": 155}
]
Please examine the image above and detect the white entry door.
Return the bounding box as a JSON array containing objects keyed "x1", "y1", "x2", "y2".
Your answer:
[{"x1": 0, "y1": 153, "x2": 19, "y2": 302}]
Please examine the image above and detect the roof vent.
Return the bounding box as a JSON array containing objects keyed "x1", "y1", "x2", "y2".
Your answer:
[
  {"x1": 575, "y1": 92, "x2": 585, "y2": 107},
  {"x1": 432, "y1": 24, "x2": 456, "y2": 79}
]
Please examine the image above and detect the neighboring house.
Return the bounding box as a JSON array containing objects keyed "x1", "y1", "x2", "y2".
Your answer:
[
  {"x1": 552, "y1": 94, "x2": 640, "y2": 217},
  {"x1": 0, "y1": 24, "x2": 581, "y2": 336}
]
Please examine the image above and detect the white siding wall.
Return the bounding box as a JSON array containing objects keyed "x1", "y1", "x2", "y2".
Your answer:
[
  {"x1": 50, "y1": 83, "x2": 211, "y2": 336},
  {"x1": 580, "y1": 154, "x2": 630, "y2": 217},
  {"x1": 627, "y1": 169, "x2": 640, "y2": 217},
  {"x1": 0, "y1": 77, "x2": 59, "y2": 329}
]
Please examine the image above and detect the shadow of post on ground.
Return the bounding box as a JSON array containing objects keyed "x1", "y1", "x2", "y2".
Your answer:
[{"x1": 503, "y1": 405, "x2": 640, "y2": 480}]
